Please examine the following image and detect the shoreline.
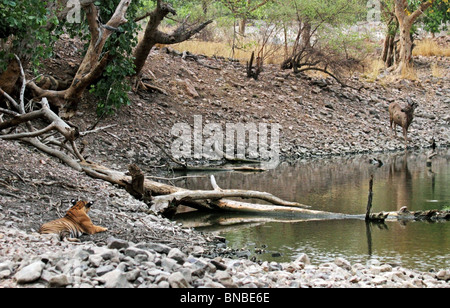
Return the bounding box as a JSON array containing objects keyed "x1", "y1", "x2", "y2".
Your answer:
[
  {"x1": 1, "y1": 226, "x2": 449, "y2": 288},
  {"x1": 1, "y1": 140, "x2": 449, "y2": 288},
  {"x1": 0, "y1": 42, "x2": 449, "y2": 288}
]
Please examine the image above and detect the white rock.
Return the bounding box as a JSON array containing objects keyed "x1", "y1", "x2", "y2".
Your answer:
[
  {"x1": 168, "y1": 248, "x2": 187, "y2": 264},
  {"x1": 14, "y1": 261, "x2": 45, "y2": 284},
  {"x1": 334, "y1": 257, "x2": 352, "y2": 271},
  {"x1": 168, "y1": 272, "x2": 191, "y2": 288},
  {"x1": 437, "y1": 270, "x2": 450, "y2": 281},
  {"x1": 372, "y1": 276, "x2": 387, "y2": 286},
  {"x1": 294, "y1": 253, "x2": 311, "y2": 265},
  {"x1": 100, "y1": 270, "x2": 132, "y2": 288},
  {"x1": 48, "y1": 274, "x2": 70, "y2": 288},
  {"x1": 88, "y1": 254, "x2": 103, "y2": 268},
  {"x1": 214, "y1": 270, "x2": 236, "y2": 288}
]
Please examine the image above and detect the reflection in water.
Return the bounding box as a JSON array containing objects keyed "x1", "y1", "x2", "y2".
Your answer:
[{"x1": 174, "y1": 149, "x2": 450, "y2": 271}]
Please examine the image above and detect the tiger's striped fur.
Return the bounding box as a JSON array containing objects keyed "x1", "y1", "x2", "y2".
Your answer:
[{"x1": 39, "y1": 200, "x2": 108, "y2": 240}]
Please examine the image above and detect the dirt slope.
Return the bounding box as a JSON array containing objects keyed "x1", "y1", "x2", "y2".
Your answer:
[
  {"x1": 59, "y1": 44, "x2": 450, "y2": 173},
  {"x1": 0, "y1": 37, "x2": 449, "y2": 244}
]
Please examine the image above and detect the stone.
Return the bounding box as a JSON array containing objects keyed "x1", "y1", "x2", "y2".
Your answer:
[
  {"x1": 14, "y1": 261, "x2": 45, "y2": 284},
  {"x1": 96, "y1": 265, "x2": 115, "y2": 277},
  {"x1": 72, "y1": 248, "x2": 92, "y2": 261},
  {"x1": 161, "y1": 257, "x2": 179, "y2": 272},
  {"x1": 126, "y1": 269, "x2": 141, "y2": 282},
  {"x1": 0, "y1": 270, "x2": 11, "y2": 279},
  {"x1": 88, "y1": 254, "x2": 103, "y2": 268},
  {"x1": 48, "y1": 274, "x2": 70, "y2": 288},
  {"x1": 214, "y1": 270, "x2": 236, "y2": 288},
  {"x1": 124, "y1": 247, "x2": 148, "y2": 258},
  {"x1": 436, "y1": 270, "x2": 450, "y2": 281},
  {"x1": 100, "y1": 270, "x2": 132, "y2": 288},
  {"x1": 204, "y1": 280, "x2": 226, "y2": 288},
  {"x1": 191, "y1": 246, "x2": 205, "y2": 256},
  {"x1": 168, "y1": 272, "x2": 191, "y2": 288},
  {"x1": 138, "y1": 242, "x2": 171, "y2": 254},
  {"x1": 183, "y1": 79, "x2": 199, "y2": 98},
  {"x1": 334, "y1": 257, "x2": 351, "y2": 271},
  {"x1": 100, "y1": 249, "x2": 118, "y2": 261},
  {"x1": 372, "y1": 276, "x2": 387, "y2": 286},
  {"x1": 168, "y1": 248, "x2": 187, "y2": 264},
  {"x1": 0, "y1": 261, "x2": 13, "y2": 272},
  {"x1": 294, "y1": 253, "x2": 311, "y2": 265},
  {"x1": 107, "y1": 237, "x2": 129, "y2": 250}
]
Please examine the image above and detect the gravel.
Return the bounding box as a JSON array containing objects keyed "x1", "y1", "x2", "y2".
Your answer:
[{"x1": 1, "y1": 226, "x2": 449, "y2": 288}]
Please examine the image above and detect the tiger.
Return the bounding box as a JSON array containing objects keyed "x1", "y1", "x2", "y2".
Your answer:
[{"x1": 39, "y1": 200, "x2": 108, "y2": 240}]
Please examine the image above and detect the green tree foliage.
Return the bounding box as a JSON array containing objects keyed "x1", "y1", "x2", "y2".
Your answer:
[
  {"x1": 88, "y1": 0, "x2": 141, "y2": 115},
  {"x1": 420, "y1": 0, "x2": 450, "y2": 34},
  {"x1": 0, "y1": 0, "x2": 59, "y2": 72},
  {"x1": 1, "y1": 0, "x2": 142, "y2": 115}
]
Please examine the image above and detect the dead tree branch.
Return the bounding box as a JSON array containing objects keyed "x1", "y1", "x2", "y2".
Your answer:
[
  {"x1": 151, "y1": 175, "x2": 309, "y2": 214},
  {"x1": 133, "y1": 0, "x2": 213, "y2": 77},
  {"x1": 28, "y1": 0, "x2": 132, "y2": 112}
]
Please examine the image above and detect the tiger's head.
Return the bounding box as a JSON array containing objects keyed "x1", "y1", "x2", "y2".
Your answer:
[{"x1": 68, "y1": 199, "x2": 94, "y2": 215}]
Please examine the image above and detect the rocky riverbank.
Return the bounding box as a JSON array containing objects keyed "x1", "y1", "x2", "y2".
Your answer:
[
  {"x1": 1, "y1": 226, "x2": 449, "y2": 288},
  {"x1": 55, "y1": 43, "x2": 450, "y2": 171},
  {"x1": 0, "y1": 138, "x2": 449, "y2": 289},
  {"x1": 1, "y1": 37, "x2": 449, "y2": 289}
]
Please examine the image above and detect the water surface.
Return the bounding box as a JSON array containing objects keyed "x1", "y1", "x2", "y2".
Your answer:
[{"x1": 174, "y1": 149, "x2": 450, "y2": 271}]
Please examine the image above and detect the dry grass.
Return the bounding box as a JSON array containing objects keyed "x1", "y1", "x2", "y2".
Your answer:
[
  {"x1": 171, "y1": 40, "x2": 251, "y2": 61},
  {"x1": 362, "y1": 59, "x2": 386, "y2": 81},
  {"x1": 400, "y1": 64, "x2": 418, "y2": 81},
  {"x1": 431, "y1": 62, "x2": 445, "y2": 78},
  {"x1": 413, "y1": 39, "x2": 450, "y2": 57},
  {"x1": 170, "y1": 40, "x2": 286, "y2": 65}
]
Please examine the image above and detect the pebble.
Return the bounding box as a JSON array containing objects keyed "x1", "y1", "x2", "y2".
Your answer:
[{"x1": 1, "y1": 226, "x2": 448, "y2": 288}]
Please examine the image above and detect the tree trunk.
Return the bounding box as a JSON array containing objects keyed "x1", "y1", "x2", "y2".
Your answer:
[
  {"x1": 393, "y1": 0, "x2": 434, "y2": 74},
  {"x1": 395, "y1": 17, "x2": 413, "y2": 73},
  {"x1": 301, "y1": 21, "x2": 312, "y2": 50},
  {"x1": 133, "y1": 2, "x2": 174, "y2": 77},
  {"x1": 381, "y1": 17, "x2": 399, "y2": 68},
  {"x1": 133, "y1": 1, "x2": 212, "y2": 77},
  {"x1": 0, "y1": 60, "x2": 20, "y2": 98},
  {"x1": 28, "y1": 0, "x2": 132, "y2": 113},
  {"x1": 239, "y1": 18, "x2": 247, "y2": 36}
]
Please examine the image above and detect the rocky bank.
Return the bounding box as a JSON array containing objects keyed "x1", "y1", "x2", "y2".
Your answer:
[
  {"x1": 40, "y1": 36, "x2": 450, "y2": 172},
  {"x1": 1, "y1": 37, "x2": 449, "y2": 288},
  {"x1": 1, "y1": 226, "x2": 449, "y2": 288}
]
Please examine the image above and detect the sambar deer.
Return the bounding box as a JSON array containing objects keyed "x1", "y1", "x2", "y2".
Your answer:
[{"x1": 389, "y1": 98, "x2": 418, "y2": 147}]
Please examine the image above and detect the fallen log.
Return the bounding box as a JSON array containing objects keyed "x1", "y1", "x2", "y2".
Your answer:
[
  {"x1": 150, "y1": 175, "x2": 310, "y2": 214},
  {"x1": 80, "y1": 162, "x2": 312, "y2": 215}
]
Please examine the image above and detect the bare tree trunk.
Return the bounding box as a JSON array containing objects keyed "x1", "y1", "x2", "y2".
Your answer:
[
  {"x1": 133, "y1": 1, "x2": 175, "y2": 77},
  {"x1": 239, "y1": 18, "x2": 247, "y2": 36},
  {"x1": 395, "y1": 15, "x2": 414, "y2": 74},
  {"x1": 133, "y1": 0, "x2": 212, "y2": 77},
  {"x1": 301, "y1": 21, "x2": 312, "y2": 50},
  {"x1": 393, "y1": 0, "x2": 433, "y2": 74},
  {"x1": 381, "y1": 17, "x2": 399, "y2": 68},
  {"x1": 28, "y1": 0, "x2": 132, "y2": 112}
]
